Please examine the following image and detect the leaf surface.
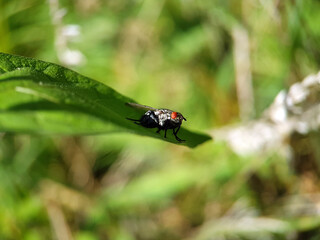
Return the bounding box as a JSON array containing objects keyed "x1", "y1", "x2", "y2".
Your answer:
[{"x1": 0, "y1": 52, "x2": 211, "y2": 147}]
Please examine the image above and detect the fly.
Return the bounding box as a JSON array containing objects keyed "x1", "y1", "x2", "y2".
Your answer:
[{"x1": 126, "y1": 102, "x2": 187, "y2": 142}]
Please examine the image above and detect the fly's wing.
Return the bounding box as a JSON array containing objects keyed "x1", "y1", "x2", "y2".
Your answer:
[{"x1": 126, "y1": 102, "x2": 158, "y2": 111}]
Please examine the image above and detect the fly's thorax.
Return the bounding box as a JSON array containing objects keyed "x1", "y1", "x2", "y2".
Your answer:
[
  {"x1": 154, "y1": 109, "x2": 169, "y2": 126},
  {"x1": 154, "y1": 109, "x2": 185, "y2": 126}
]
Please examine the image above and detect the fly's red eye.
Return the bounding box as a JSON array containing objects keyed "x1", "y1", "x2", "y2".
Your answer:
[{"x1": 171, "y1": 112, "x2": 177, "y2": 119}]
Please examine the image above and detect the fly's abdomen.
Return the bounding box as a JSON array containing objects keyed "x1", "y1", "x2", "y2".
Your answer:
[{"x1": 139, "y1": 111, "x2": 159, "y2": 128}]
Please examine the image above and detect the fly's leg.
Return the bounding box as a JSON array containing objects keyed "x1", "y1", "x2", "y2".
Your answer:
[
  {"x1": 156, "y1": 128, "x2": 161, "y2": 133},
  {"x1": 173, "y1": 126, "x2": 185, "y2": 142},
  {"x1": 164, "y1": 129, "x2": 167, "y2": 138}
]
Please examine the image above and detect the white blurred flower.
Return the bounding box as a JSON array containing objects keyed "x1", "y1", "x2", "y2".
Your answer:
[
  {"x1": 212, "y1": 71, "x2": 320, "y2": 156},
  {"x1": 49, "y1": 0, "x2": 86, "y2": 66},
  {"x1": 61, "y1": 25, "x2": 81, "y2": 39},
  {"x1": 60, "y1": 49, "x2": 85, "y2": 66}
]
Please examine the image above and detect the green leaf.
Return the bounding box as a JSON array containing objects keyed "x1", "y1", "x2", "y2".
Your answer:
[{"x1": 0, "y1": 52, "x2": 211, "y2": 147}]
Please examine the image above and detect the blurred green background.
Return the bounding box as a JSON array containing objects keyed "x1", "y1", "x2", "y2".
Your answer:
[{"x1": 1, "y1": 0, "x2": 320, "y2": 239}]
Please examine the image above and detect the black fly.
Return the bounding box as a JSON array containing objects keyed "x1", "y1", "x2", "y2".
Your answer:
[{"x1": 126, "y1": 102, "x2": 187, "y2": 142}]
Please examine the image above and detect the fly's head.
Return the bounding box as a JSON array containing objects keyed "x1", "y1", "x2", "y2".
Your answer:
[{"x1": 169, "y1": 111, "x2": 186, "y2": 125}]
